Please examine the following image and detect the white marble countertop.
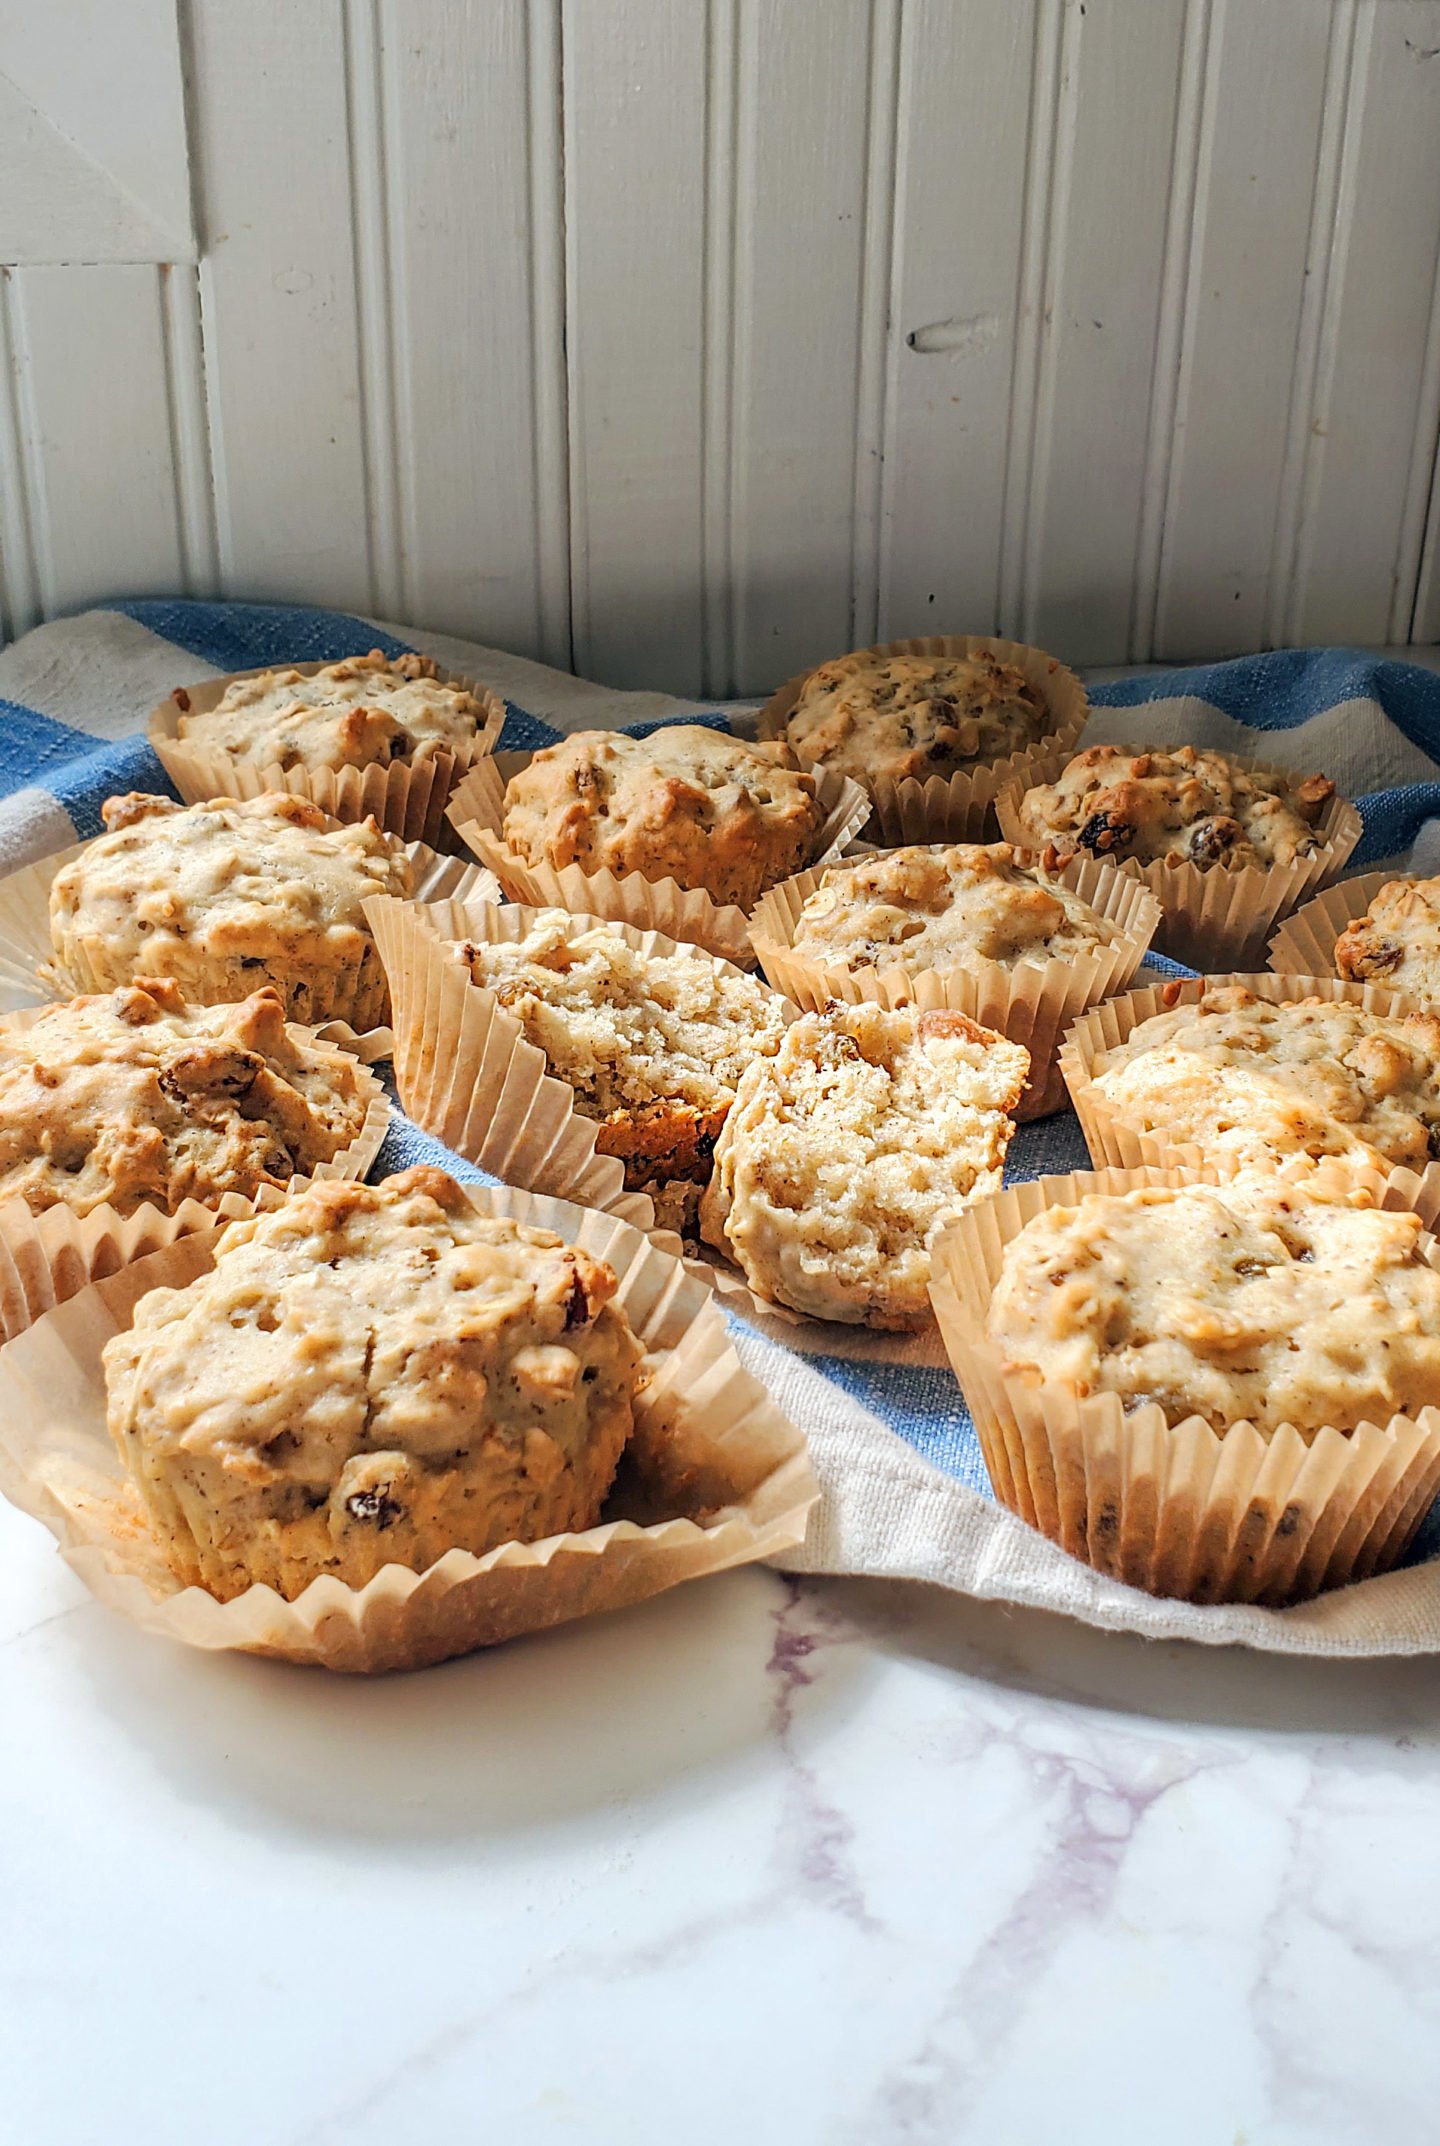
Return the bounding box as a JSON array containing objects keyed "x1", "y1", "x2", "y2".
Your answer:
[{"x1": 4, "y1": 1492, "x2": 1438, "y2": 2146}]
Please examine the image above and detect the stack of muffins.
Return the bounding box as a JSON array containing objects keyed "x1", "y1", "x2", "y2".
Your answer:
[{"x1": 2, "y1": 625, "x2": 1436, "y2": 1641}]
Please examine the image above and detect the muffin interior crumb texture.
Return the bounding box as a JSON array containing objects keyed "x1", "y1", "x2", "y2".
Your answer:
[
  {"x1": 102, "y1": 1168, "x2": 646, "y2": 1602},
  {"x1": 986, "y1": 1175, "x2": 1440, "y2": 1439},
  {"x1": 781, "y1": 648, "x2": 1051, "y2": 786},
  {"x1": 178, "y1": 650, "x2": 490, "y2": 772},
  {"x1": 0, "y1": 980, "x2": 369, "y2": 1218},
  {"x1": 1092, "y1": 985, "x2": 1440, "y2": 1173},
  {"x1": 1013, "y1": 744, "x2": 1335, "y2": 868},
  {"x1": 701, "y1": 1002, "x2": 1029, "y2": 1329},
  {"x1": 788, "y1": 841, "x2": 1118, "y2": 975}
]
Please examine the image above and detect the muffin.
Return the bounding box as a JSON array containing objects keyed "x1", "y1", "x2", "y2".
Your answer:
[
  {"x1": 779, "y1": 648, "x2": 1051, "y2": 787},
  {"x1": 700, "y1": 1002, "x2": 1029, "y2": 1328},
  {"x1": 0, "y1": 979, "x2": 374, "y2": 1219},
  {"x1": 1334, "y1": 876, "x2": 1440, "y2": 993},
  {"x1": 172, "y1": 650, "x2": 497, "y2": 773},
  {"x1": 500, "y1": 727, "x2": 824, "y2": 910},
  {"x1": 43, "y1": 792, "x2": 415, "y2": 1028},
  {"x1": 1010, "y1": 744, "x2": 1336, "y2": 869},
  {"x1": 1086, "y1": 984, "x2": 1440, "y2": 1173},
  {"x1": 986, "y1": 1174, "x2": 1440, "y2": 1439},
  {"x1": 786, "y1": 841, "x2": 1120, "y2": 975},
  {"x1": 453, "y1": 910, "x2": 790, "y2": 1232},
  {"x1": 102, "y1": 1167, "x2": 646, "y2": 1601}
]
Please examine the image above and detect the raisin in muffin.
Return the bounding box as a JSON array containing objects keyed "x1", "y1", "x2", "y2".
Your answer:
[
  {"x1": 1334, "y1": 876, "x2": 1440, "y2": 995},
  {"x1": 700, "y1": 1003, "x2": 1028, "y2": 1328},
  {"x1": 102, "y1": 1168, "x2": 645, "y2": 1601},
  {"x1": 174, "y1": 650, "x2": 495, "y2": 773},
  {"x1": 455, "y1": 911, "x2": 790, "y2": 1232},
  {"x1": 779, "y1": 648, "x2": 1051, "y2": 788},
  {"x1": 986, "y1": 1174, "x2": 1440, "y2": 1438},
  {"x1": 44, "y1": 792, "x2": 414, "y2": 1028},
  {"x1": 787, "y1": 842, "x2": 1119, "y2": 976},
  {"x1": 0, "y1": 979, "x2": 372, "y2": 1219},
  {"x1": 500, "y1": 727, "x2": 824, "y2": 910},
  {"x1": 1089, "y1": 985, "x2": 1440, "y2": 1172},
  {"x1": 1011, "y1": 744, "x2": 1336, "y2": 869}
]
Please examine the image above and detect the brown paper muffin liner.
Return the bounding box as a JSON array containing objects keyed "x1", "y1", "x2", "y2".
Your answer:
[
  {"x1": 929, "y1": 1157, "x2": 1440, "y2": 1604},
  {"x1": 1058, "y1": 969, "x2": 1440, "y2": 1229},
  {"x1": 366, "y1": 894, "x2": 799, "y2": 1239},
  {"x1": 0, "y1": 830, "x2": 498, "y2": 1022},
  {"x1": 148, "y1": 659, "x2": 506, "y2": 852},
  {"x1": 445, "y1": 753, "x2": 870, "y2": 967},
  {"x1": 755, "y1": 634, "x2": 1089, "y2": 844},
  {"x1": 996, "y1": 762, "x2": 1362, "y2": 972},
  {"x1": 0, "y1": 1183, "x2": 817, "y2": 1670},
  {"x1": 748, "y1": 848, "x2": 1161, "y2": 1120},
  {"x1": 1268, "y1": 870, "x2": 1404, "y2": 982}
]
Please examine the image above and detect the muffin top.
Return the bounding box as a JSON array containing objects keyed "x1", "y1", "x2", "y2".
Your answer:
[
  {"x1": 781, "y1": 648, "x2": 1051, "y2": 787},
  {"x1": 1012, "y1": 744, "x2": 1336, "y2": 868},
  {"x1": 0, "y1": 980, "x2": 370, "y2": 1218},
  {"x1": 986, "y1": 1175, "x2": 1440, "y2": 1438},
  {"x1": 47, "y1": 792, "x2": 414, "y2": 984},
  {"x1": 1334, "y1": 876, "x2": 1440, "y2": 994},
  {"x1": 786, "y1": 841, "x2": 1118, "y2": 976},
  {"x1": 455, "y1": 911, "x2": 789, "y2": 1124},
  {"x1": 102, "y1": 1168, "x2": 645, "y2": 1594},
  {"x1": 701, "y1": 1003, "x2": 1029, "y2": 1328},
  {"x1": 1091, "y1": 985, "x2": 1440, "y2": 1173},
  {"x1": 501, "y1": 726, "x2": 825, "y2": 910},
  {"x1": 176, "y1": 650, "x2": 494, "y2": 773}
]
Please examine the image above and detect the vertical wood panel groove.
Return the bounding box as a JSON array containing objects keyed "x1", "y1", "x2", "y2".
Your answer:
[
  {"x1": 158, "y1": 262, "x2": 219, "y2": 597},
  {"x1": 5, "y1": 276, "x2": 53, "y2": 620},
  {"x1": 345, "y1": 0, "x2": 403, "y2": 622},
  {"x1": 701, "y1": 0, "x2": 738, "y2": 699},
  {"x1": 849, "y1": 0, "x2": 902, "y2": 652},
  {"x1": 998, "y1": 0, "x2": 1064, "y2": 636},
  {"x1": 1404, "y1": 256, "x2": 1440, "y2": 644},
  {"x1": 1130, "y1": 0, "x2": 1213, "y2": 661},
  {"x1": 558, "y1": 0, "x2": 590, "y2": 673},
  {"x1": 0, "y1": 270, "x2": 40, "y2": 639},
  {"x1": 1018, "y1": 0, "x2": 1083, "y2": 646},
  {"x1": 525, "y1": 0, "x2": 571, "y2": 671}
]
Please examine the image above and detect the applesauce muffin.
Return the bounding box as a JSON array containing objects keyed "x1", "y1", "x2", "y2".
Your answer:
[
  {"x1": 1089, "y1": 984, "x2": 1440, "y2": 1172},
  {"x1": 173, "y1": 649, "x2": 495, "y2": 774},
  {"x1": 454, "y1": 911, "x2": 790, "y2": 1232},
  {"x1": 986, "y1": 1174, "x2": 1440, "y2": 1438},
  {"x1": 1334, "y1": 875, "x2": 1440, "y2": 994},
  {"x1": 1011, "y1": 744, "x2": 1336, "y2": 868},
  {"x1": 787, "y1": 841, "x2": 1119, "y2": 976},
  {"x1": 102, "y1": 1167, "x2": 646, "y2": 1601},
  {"x1": 500, "y1": 726, "x2": 824, "y2": 910},
  {"x1": 0, "y1": 979, "x2": 372, "y2": 1219},
  {"x1": 700, "y1": 1002, "x2": 1029, "y2": 1328},
  {"x1": 43, "y1": 791, "x2": 414, "y2": 1028},
  {"x1": 780, "y1": 647, "x2": 1051, "y2": 787}
]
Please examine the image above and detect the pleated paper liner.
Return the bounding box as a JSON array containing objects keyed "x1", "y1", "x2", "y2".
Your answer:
[
  {"x1": 444, "y1": 753, "x2": 871, "y2": 967},
  {"x1": 0, "y1": 1183, "x2": 818, "y2": 1671},
  {"x1": 995, "y1": 765, "x2": 1362, "y2": 972},
  {"x1": 0, "y1": 828, "x2": 499, "y2": 1020},
  {"x1": 1058, "y1": 969, "x2": 1440, "y2": 1228},
  {"x1": 929, "y1": 1157, "x2": 1440, "y2": 1606},
  {"x1": 754, "y1": 634, "x2": 1089, "y2": 844},
  {"x1": 148, "y1": 658, "x2": 506, "y2": 852},
  {"x1": 1268, "y1": 870, "x2": 1404, "y2": 982},
  {"x1": 365, "y1": 893, "x2": 802, "y2": 1240},
  {"x1": 748, "y1": 848, "x2": 1161, "y2": 1121}
]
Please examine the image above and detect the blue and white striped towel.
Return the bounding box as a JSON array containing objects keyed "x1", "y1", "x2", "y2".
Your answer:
[{"x1": 6, "y1": 599, "x2": 1440, "y2": 1657}]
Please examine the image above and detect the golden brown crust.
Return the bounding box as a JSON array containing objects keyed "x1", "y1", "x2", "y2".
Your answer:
[
  {"x1": 780, "y1": 649, "x2": 1050, "y2": 786},
  {"x1": 1334, "y1": 875, "x2": 1440, "y2": 994},
  {"x1": 1012, "y1": 745, "x2": 1335, "y2": 869},
  {"x1": 177, "y1": 649, "x2": 492, "y2": 773}
]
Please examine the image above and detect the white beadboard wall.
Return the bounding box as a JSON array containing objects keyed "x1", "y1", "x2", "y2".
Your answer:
[{"x1": 3, "y1": 0, "x2": 1440, "y2": 694}]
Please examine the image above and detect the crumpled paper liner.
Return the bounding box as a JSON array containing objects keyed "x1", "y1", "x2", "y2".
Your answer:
[
  {"x1": 0, "y1": 828, "x2": 499, "y2": 1019},
  {"x1": 0, "y1": 1183, "x2": 818, "y2": 1671},
  {"x1": 366, "y1": 893, "x2": 800, "y2": 1235},
  {"x1": 755, "y1": 634, "x2": 1089, "y2": 844},
  {"x1": 996, "y1": 761, "x2": 1362, "y2": 972},
  {"x1": 929, "y1": 1157, "x2": 1440, "y2": 1605},
  {"x1": 148, "y1": 659, "x2": 506, "y2": 852},
  {"x1": 748, "y1": 848, "x2": 1161, "y2": 1120},
  {"x1": 1058, "y1": 970, "x2": 1440, "y2": 1228},
  {"x1": 1268, "y1": 870, "x2": 1401, "y2": 982},
  {"x1": 445, "y1": 752, "x2": 871, "y2": 967}
]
